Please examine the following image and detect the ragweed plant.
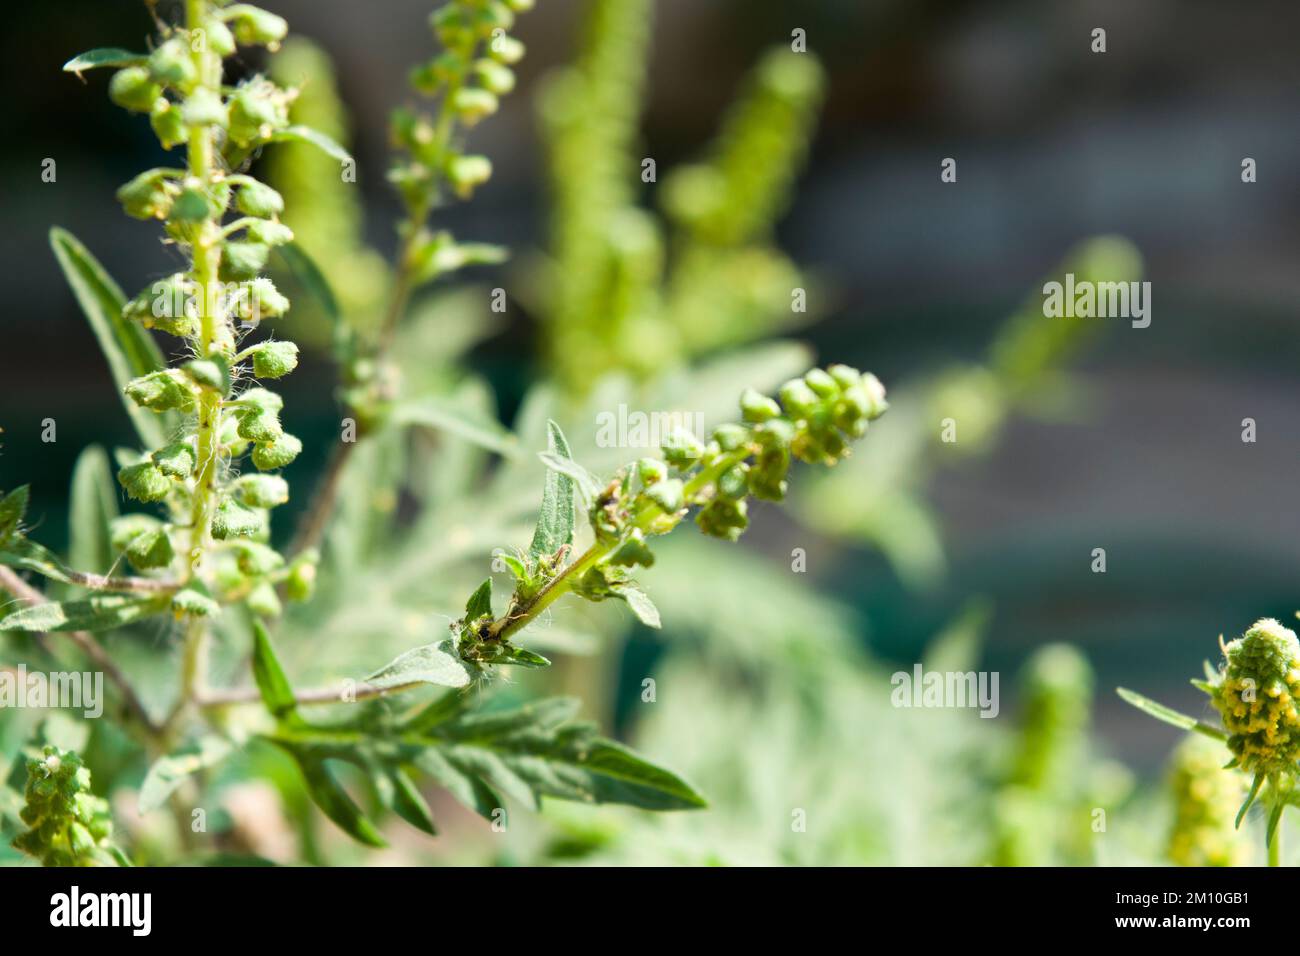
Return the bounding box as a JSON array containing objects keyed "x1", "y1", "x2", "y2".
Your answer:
[
  {"x1": 0, "y1": 0, "x2": 891, "y2": 862},
  {"x1": 1120, "y1": 617, "x2": 1300, "y2": 865},
  {"x1": 1166, "y1": 734, "x2": 1247, "y2": 867}
]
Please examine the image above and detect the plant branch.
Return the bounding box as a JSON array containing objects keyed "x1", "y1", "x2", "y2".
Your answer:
[{"x1": 197, "y1": 678, "x2": 427, "y2": 709}]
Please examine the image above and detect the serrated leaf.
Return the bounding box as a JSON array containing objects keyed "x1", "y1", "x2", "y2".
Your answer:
[
  {"x1": 277, "y1": 742, "x2": 386, "y2": 847},
  {"x1": 538, "y1": 451, "x2": 600, "y2": 505},
  {"x1": 0, "y1": 593, "x2": 167, "y2": 633},
  {"x1": 69, "y1": 447, "x2": 119, "y2": 575},
  {"x1": 271, "y1": 125, "x2": 352, "y2": 163},
  {"x1": 364, "y1": 640, "x2": 471, "y2": 691},
  {"x1": 251, "y1": 621, "x2": 299, "y2": 723},
  {"x1": 464, "y1": 578, "x2": 492, "y2": 620},
  {"x1": 608, "y1": 583, "x2": 661, "y2": 629},
  {"x1": 1115, "y1": 688, "x2": 1227, "y2": 740},
  {"x1": 393, "y1": 397, "x2": 520, "y2": 457},
  {"x1": 50, "y1": 228, "x2": 172, "y2": 449},
  {"x1": 63, "y1": 48, "x2": 147, "y2": 74},
  {"x1": 528, "y1": 420, "x2": 576, "y2": 561},
  {"x1": 411, "y1": 748, "x2": 503, "y2": 821},
  {"x1": 139, "y1": 737, "x2": 234, "y2": 813},
  {"x1": 384, "y1": 767, "x2": 437, "y2": 836}
]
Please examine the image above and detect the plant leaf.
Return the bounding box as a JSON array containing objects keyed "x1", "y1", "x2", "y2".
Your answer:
[
  {"x1": 0, "y1": 593, "x2": 167, "y2": 633},
  {"x1": 138, "y1": 737, "x2": 234, "y2": 813},
  {"x1": 1115, "y1": 688, "x2": 1227, "y2": 741},
  {"x1": 383, "y1": 767, "x2": 437, "y2": 835},
  {"x1": 275, "y1": 242, "x2": 349, "y2": 362},
  {"x1": 69, "y1": 447, "x2": 119, "y2": 575},
  {"x1": 277, "y1": 742, "x2": 386, "y2": 847},
  {"x1": 527, "y1": 420, "x2": 576, "y2": 561},
  {"x1": 271, "y1": 125, "x2": 352, "y2": 163},
  {"x1": 251, "y1": 621, "x2": 299, "y2": 723},
  {"x1": 0, "y1": 486, "x2": 29, "y2": 546},
  {"x1": 1266, "y1": 797, "x2": 1285, "y2": 849},
  {"x1": 1237, "y1": 772, "x2": 1264, "y2": 829},
  {"x1": 63, "y1": 48, "x2": 147, "y2": 74},
  {"x1": 393, "y1": 397, "x2": 520, "y2": 457},
  {"x1": 364, "y1": 640, "x2": 471, "y2": 691},
  {"x1": 495, "y1": 645, "x2": 551, "y2": 668},
  {"x1": 538, "y1": 451, "x2": 600, "y2": 505},
  {"x1": 464, "y1": 578, "x2": 492, "y2": 620},
  {"x1": 49, "y1": 228, "x2": 172, "y2": 449},
  {"x1": 608, "y1": 583, "x2": 661, "y2": 629}
]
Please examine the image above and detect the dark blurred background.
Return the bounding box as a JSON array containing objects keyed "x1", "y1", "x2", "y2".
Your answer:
[{"x1": 3, "y1": 0, "x2": 1300, "y2": 772}]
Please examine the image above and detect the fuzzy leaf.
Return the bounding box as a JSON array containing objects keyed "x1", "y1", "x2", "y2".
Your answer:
[
  {"x1": 364, "y1": 640, "x2": 471, "y2": 691},
  {"x1": 50, "y1": 228, "x2": 173, "y2": 449},
  {"x1": 251, "y1": 621, "x2": 299, "y2": 723},
  {"x1": 379, "y1": 767, "x2": 436, "y2": 835},
  {"x1": 69, "y1": 447, "x2": 119, "y2": 575},
  {"x1": 609, "y1": 583, "x2": 661, "y2": 629},
  {"x1": 464, "y1": 578, "x2": 492, "y2": 621},
  {"x1": 138, "y1": 737, "x2": 234, "y2": 813},
  {"x1": 63, "y1": 48, "x2": 147, "y2": 74},
  {"x1": 271, "y1": 125, "x2": 352, "y2": 162},
  {"x1": 527, "y1": 420, "x2": 576, "y2": 561},
  {"x1": 0, "y1": 593, "x2": 167, "y2": 633},
  {"x1": 538, "y1": 451, "x2": 601, "y2": 505},
  {"x1": 277, "y1": 742, "x2": 386, "y2": 848}
]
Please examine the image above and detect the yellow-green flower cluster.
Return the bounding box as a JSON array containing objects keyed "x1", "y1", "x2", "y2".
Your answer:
[
  {"x1": 11, "y1": 747, "x2": 118, "y2": 867},
  {"x1": 1210, "y1": 618, "x2": 1300, "y2": 775},
  {"x1": 1166, "y1": 734, "x2": 1247, "y2": 867}
]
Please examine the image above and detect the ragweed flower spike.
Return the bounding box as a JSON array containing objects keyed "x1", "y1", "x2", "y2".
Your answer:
[
  {"x1": 1166, "y1": 734, "x2": 1248, "y2": 868},
  {"x1": 11, "y1": 747, "x2": 123, "y2": 867},
  {"x1": 1120, "y1": 616, "x2": 1300, "y2": 864}
]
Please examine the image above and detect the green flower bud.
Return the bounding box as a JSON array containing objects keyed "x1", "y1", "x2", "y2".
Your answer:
[
  {"x1": 637, "y1": 458, "x2": 667, "y2": 487},
  {"x1": 224, "y1": 5, "x2": 289, "y2": 50},
  {"x1": 505, "y1": 0, "x2": 535, "y2": 11},
  {"x1": 236, "y1": 277, "x2": 291, "y2": 323},
  {"x1": 446, "y1": 154, "x2": 492, "y2": 199},
  {"x1": 645, "y1": 478, "x2": 684, "y2": 514},
  {"x1": 238, "y1": 387, "x2": 283, "y2": 413},
  {"x1": 430, "y1": 5, "x2": 473, "y2": 47},
  {"x1": 117, "y1": 462, "x2": 171, "y2": 503},
  {"x1": 1166, "y1": 734, "x2": 1246, "y2": 868},
  {"x1": 860, "y1": 373, "x2": 888, "y2": 419},
  {"x1": 251, "y1": 433, "x2": 302, "y2": 471},
  {"x1": 247, "y1": 580, "x2": 282, "y2": 618},
  {"x1": 180, "y1": 87, "x2": 228, "y2": 127},
  {"x1": 124, "y1": 370, "x2": 194, "y2": 412},
  {"x1": 227, "y1": 77, "x2": 291, "y2": 145},
  {"x1": 172, "y1": 586, "x2": 220, "y2": 617},
  {"x1": 488, "y1": 35, "x2": 525, "y2": 65},
  {"x1": 474, "y1": 59, "x2": 515, "y2": 95},
  {"x1": 116, "y1": 168, "x2": 178, "y2": 221},
  {"x1": 739, "y1": 388, "x2": 781, "y2": 423},
  {"x1": 150, "y1": 100, "x2": 186, "y2": 149},
  {"x1": 716, "y1": 464, "x2": 748, "y2": 501},
  {"x1": 711, "y1": 423, "x2": 750, "y2": 453},
  {"x1": 108, "y1": 67, "x2": 160, "y2": 113},
  {"x1": 609, "y1": 530, "x2": 655, "y2": 569},
  {"x1": 211, "y1": 498, "x2": 263, "y2": 539},
  {"x1": 233, "y1": 474, "x2": 288, "y2": 508},
  {"x1": 151, "y1": 441, "x2": 196, "y2": 478},
  {"x1": 148, "y1": 38, "x2": 197, "y2": 88},
  {"x1": 804, "y1": 367, "x2": 840, "y2": 399},
  {"x1": 661, "y1": 428, "x2": 704, "y2": 469},
  {"x1": 475, "y1": 2, "x2": 516, "y2": 35},
  {"x1": 286, "y1": 549, "x2": 319, "y2": 602},
  {"x1": 236, "y1": 180, "x2": 284, "y2": 218},
  {"x1": 245, "y1": 219, "x2": 294, "y2": 247},
  {"x1": 778, "y1": 379, "x2": 818, "y2": 416},
  {"x1": 204, "y1": 18, "x2": 237, "y2": 56},
  {"x1": 110, "y1": 514, "x2": 162, "y2": 553},
  {"x1": 1211, "y1": 619, "x2": 1300, "y2": 775},
  {"x1": 221, "y1": 241, "x2": 270, "y2": 280},
  {"x1": 125, "y1": 527, "x2": 174, "y2": 570},
  {"x1": 233, "y1": 541, "x2": 283, "y2": 576},
  {"x1": 237, "y1": 408, "x2": 282, "y2": 442},
  {"x1": 169, "y1": 186, "x2": 213, "y2": 223},
  {"x1": 695, "y1": 498, "x2": 748, "y2": 542},
  {"x1": 452, "y1": 88, "x2": 498, "y2": 126},
  {"x1": 182, "y1": 359, "x2": 227, "y2": 393},
  {"x1": 249, "y1": 340, "x2": 299, "y2": 379},
  {"x1": 828, "y1": 364, "x2": 861, "y2": 391}
]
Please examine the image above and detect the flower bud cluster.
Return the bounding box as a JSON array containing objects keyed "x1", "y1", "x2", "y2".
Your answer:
[
  {"x1": 1210, "y1": 618, "x2": 1300, "y2": 775},
  {"x1": 11, "y1": 747, "x2": 117, "y2": 867}
]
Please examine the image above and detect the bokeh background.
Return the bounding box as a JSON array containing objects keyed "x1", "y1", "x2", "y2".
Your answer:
[{"x1": 3, "y1": 0, "x2": 1299, "y2": 865}]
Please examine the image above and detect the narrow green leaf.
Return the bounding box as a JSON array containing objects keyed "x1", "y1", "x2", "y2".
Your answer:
[
  {"x1": 609, "y1": 583, "x2": 661, "y2": 629},
  {"x1": 0, "y1": 593, "x2": 167, "y2": 633},
  {"x1": 1266, "y1": 798, "x2": 1285, "y2": 849},
  {"x1": 63, "y1": 48, "x2": 147, "y2": 74},
  {"x1": 279, "y1": 743, "x2": 386, "y2": 847},
  {"x1": 139, "y1": 737, "x2": 234, "y2": 813},
  {"x1": 496, "y1": 645, "x2": 550, "y2": 668},
  {"x1": 385, "y1": 767, "x2": 437, "y2": 836},
  {"x1": 69, "y1": 446, "x2": 119, "y2": 575},
  {"x1": 49, "y1": 228, "x2": 171, "y2": 449},
  {"x1": 363, "y1": 640, "x2": 471, "y2": 691},
  {"x1": 1115, "y1": 688, "x2": 1227, "y2": 740},
  {"x1": 1237, "y1": 773, "x2": 1264, "y2": 829},
  {"x1": 538, "y1": 451, "x2": 600, "y2": 505},
  {"x1": 271, "y1": 125, "x2": 352, "y2": 163},
  {"x1": 412, "y1": 748, "x2": 503, "y2": 821},
  {"x1": 527, "y1": 420, "x2": 576, "y2": 561},
  {"x1": 275, "y1": 242, "x2": 348, "y2": 362},
  {"x1": 1, "y1": 537, "x2": 91, "y2": 589},
  {"x1": 393, "y1": 398, "x2": 520, "y2": 457},
  {"x1": 464, "y1": 578, "x2": 492, "y2": 620},
  {"x1": 251, "y1": 621, "x2": 299, "y2": 723}
]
